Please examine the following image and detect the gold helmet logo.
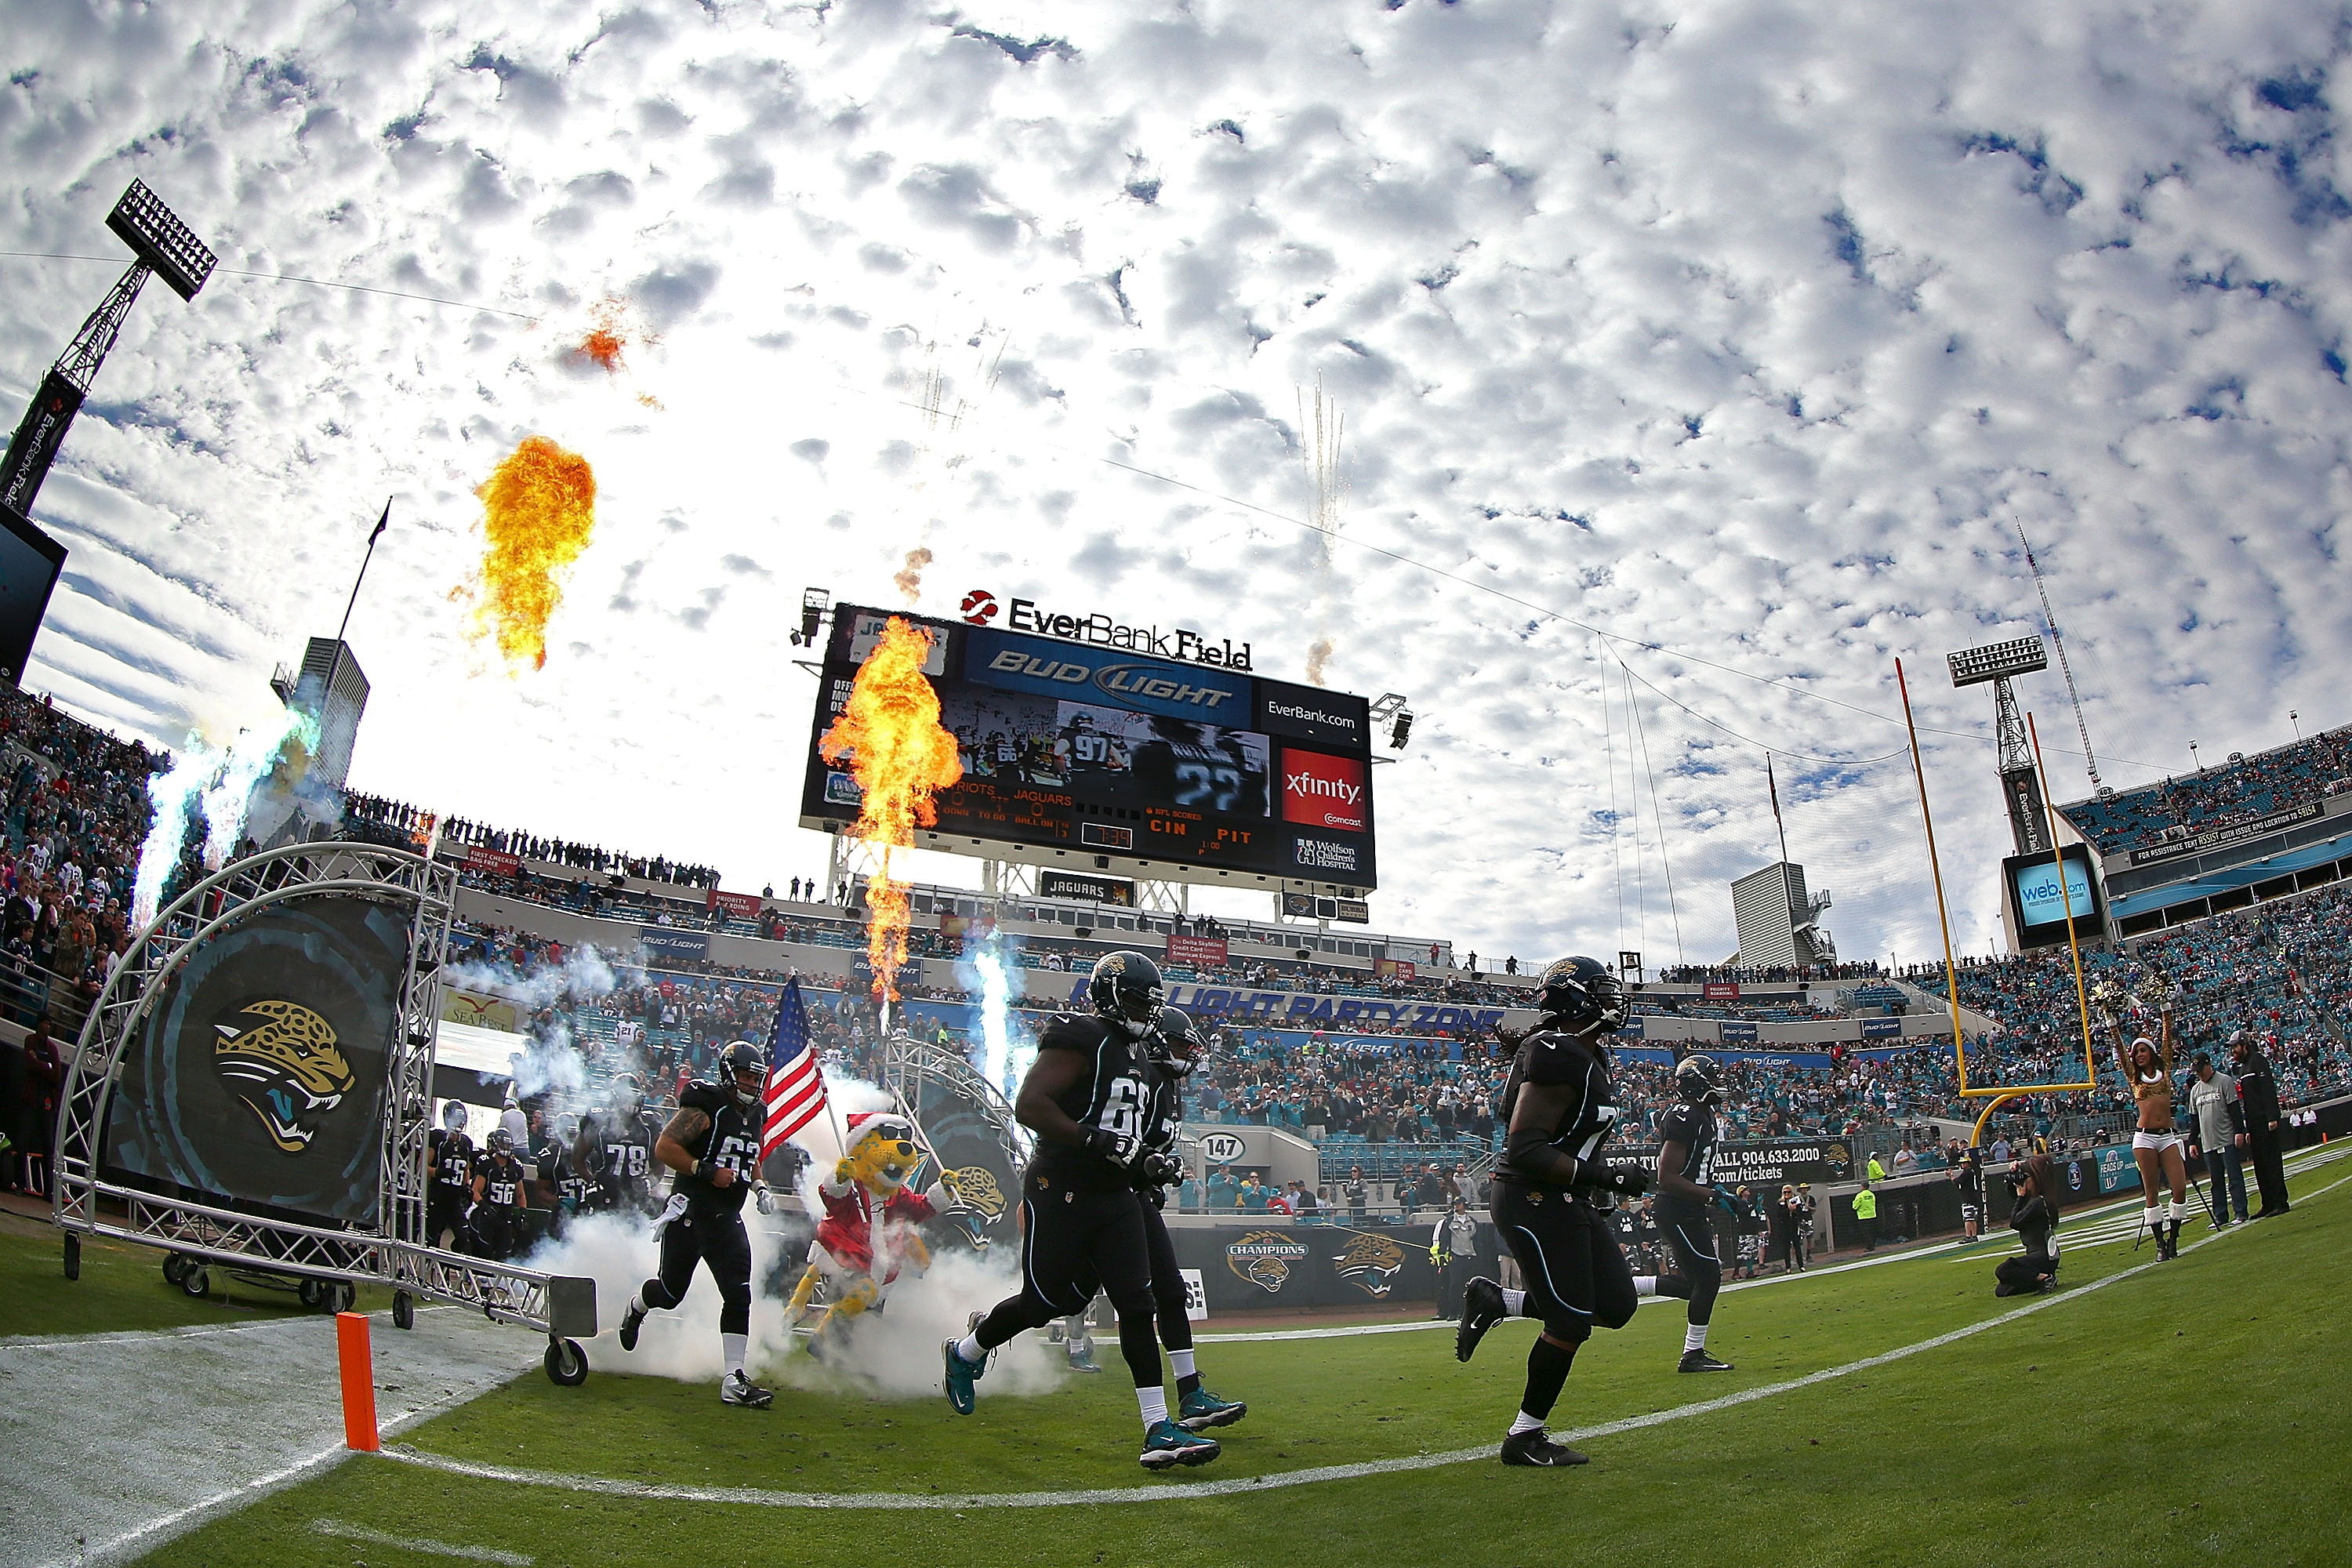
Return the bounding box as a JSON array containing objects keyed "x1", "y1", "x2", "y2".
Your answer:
[
  {"x1": 939, "y1": 1165, "x2": 1007, "y2": 1219},
  {"x1": 212, "y1": 999, "x2": 355, "y2": 1153},
  {"x1": 1334, "y1": 1232, "x2": 1406, "y2": 1298}
]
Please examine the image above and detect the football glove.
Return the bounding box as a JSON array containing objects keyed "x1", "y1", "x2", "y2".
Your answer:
[
  {"x1": 1588, "y1": 1164, "x2": 1650, "y2": 1198},
  {"x1": 1136, "y1": 1150, "x2": 1185, "y2": 1189},
  {"x1": 1712, "y1": 1186, "x2": 1741, "y2": 1216},
  {"x1": 753, "y1": 1183, "x2": 774, "y2": 1215},
  {"x1": 1083, "y1": 1127, "x2": 1142, "y2": 1168}
]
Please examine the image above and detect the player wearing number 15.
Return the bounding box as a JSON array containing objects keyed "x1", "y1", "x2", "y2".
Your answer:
[{"x1": 943, "y1": 951, "x2": 1221, "y2": 1469}]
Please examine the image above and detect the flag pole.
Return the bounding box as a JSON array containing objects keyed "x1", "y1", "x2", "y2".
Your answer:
[
  {"x1": 336, "y1": 499, "x2": 390, "y2": 647},
  {"x1": 1768, "y1": 753, "x2": 1792, "y2": 866}
]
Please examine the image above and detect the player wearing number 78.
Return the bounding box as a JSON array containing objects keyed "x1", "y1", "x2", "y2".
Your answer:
[{"x1": 942, "y1": 951, "x2": 1221, "y2": 1469}]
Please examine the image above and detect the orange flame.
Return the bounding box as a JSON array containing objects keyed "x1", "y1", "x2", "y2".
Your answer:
[
  {"x1": 472, "y1": 436, "x2": 597, "y2": 671},
  {"x1": 577, "y1": 297, "x2": 628, "y2": 373},
  {"x1": 818, "y1": 617, "x2": 964, "y2": 1004}
]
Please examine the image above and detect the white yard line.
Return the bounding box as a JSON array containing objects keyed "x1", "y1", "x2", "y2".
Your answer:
[
  {"x1": 373, "y1": 1163, "x2": 2350, "y2": 1512},
  {"x1": 311, "y1": 1519, "x2": 534, "y2": 1565}
]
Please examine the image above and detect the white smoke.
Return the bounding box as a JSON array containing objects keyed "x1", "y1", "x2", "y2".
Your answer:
[
  {"x1": 953, "y1": 931, "x2": 1039, "y2": 1101},
  {"x1": 445, "y1": 945, "x2": 632, "y2": 1103},
  {"x1": 132, "y1": 706, "x2": 322, "y2": 925}
]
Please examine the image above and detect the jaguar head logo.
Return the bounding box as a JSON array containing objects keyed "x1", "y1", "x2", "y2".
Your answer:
[
  {"x1": 213, "y1": 999, "x2": 354, "y2": 1153},
  {"x1": 939, "y1": 1165, "x2": 1007, "y2": 1219},
  {"x1": 1334, "y1": 1232, "x2": 1406, "y2": 1298},
  {"x1": 1225, "y1": 1229, "x2": 1308, "y2": 1294}
]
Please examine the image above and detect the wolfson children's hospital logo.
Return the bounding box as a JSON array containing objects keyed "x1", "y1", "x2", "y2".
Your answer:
[
  {"x1": 212, "y1": 998, "x2": 356, "y2": 1153},
  {"x1": 1225, "y1": 1230, "x2": 1310, "y2": 1293}
]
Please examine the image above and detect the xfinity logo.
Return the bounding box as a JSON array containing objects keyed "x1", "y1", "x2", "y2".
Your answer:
[
  {"x1": 1285, "y1": 769, "x2": 1363, "y2": 805},
  {"x1": 989, "y1": 594, "x2": 1254, "y2": 671},
  {"x1": 986, "y1": 648, "x2": 1236, "y2": 710}
]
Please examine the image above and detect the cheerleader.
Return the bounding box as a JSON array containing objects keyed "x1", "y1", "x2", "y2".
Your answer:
[{"x1": 2109, "y1": 1001, "x2": 2190, "y2": 1259}]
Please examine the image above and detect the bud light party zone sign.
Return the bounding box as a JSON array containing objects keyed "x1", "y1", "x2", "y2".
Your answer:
[{"x1": 800, "y1": 605, "x2": 1377, "y2": 888}]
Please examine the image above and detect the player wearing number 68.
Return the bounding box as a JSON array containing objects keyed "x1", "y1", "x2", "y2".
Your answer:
[{"x1": 942, "y1": 952, "x2": 1224, "y2": 1469}]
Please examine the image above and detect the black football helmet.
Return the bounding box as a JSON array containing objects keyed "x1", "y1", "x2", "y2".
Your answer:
[
  {"x1": 1535, "y1": 956, "x2": 1626, "y2": 1033},
  {"x1": 441, "y1": 1100, "x2": 469, "y2": 1132},
  {"x1": 718, "y1": 1040, "x2": 768, "y2": 1108},
  {"x1": 1673, "y1": 1054, "x2": 1724, "y2": 1105},
  {"x1": 1087, "y1": 951, "x2": 1165, "y2": 1038},
  {"x1": 1147, "y1": 1005, "x2": 1203, "y2": 1076},
  {"x1": 487, "y1": 1126, "x2": 515, "y2": 1156}
]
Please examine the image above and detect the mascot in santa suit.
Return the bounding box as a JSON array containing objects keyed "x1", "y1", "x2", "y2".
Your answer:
[{"x1": 787, "y1": 1112, "x2": 948, "y2": 1353}]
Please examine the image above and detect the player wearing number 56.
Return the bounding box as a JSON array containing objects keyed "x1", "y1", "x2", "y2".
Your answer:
[{"x1": 944, "y1": 952, "x2": 1224, "y2": 1469}]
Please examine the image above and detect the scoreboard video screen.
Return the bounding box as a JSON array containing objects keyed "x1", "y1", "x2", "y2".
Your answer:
[{"x1": 800, "y1": 605, "x2": 1377, "y2": 891}]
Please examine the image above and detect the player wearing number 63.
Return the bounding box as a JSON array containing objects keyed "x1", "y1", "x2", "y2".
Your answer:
[{"x1": 943, "y1": 951, "x2": 1223, "y2": 1469}]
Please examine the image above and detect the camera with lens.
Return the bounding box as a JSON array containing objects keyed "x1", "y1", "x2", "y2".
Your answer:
[{"x1": 2003, "y1": 1165, "x2": 2031, "y2": 1191}]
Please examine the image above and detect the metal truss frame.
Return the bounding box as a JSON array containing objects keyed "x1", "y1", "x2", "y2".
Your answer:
[
  {"x1": 51, "y1": 843, "x2": 595, "y2": 1344},
  {"x1": 880, "y1": 1033, "x2": 1029, "y2": 1171}
]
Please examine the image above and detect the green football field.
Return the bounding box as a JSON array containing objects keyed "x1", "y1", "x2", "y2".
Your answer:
[{"x1": 66, "y1": 1145, "x2": 2351, "y2": 1568}]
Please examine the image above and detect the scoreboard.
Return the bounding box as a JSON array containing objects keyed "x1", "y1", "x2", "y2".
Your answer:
[{"x1": 799, "y1": 605, "x2": 1378, "y2": 894}]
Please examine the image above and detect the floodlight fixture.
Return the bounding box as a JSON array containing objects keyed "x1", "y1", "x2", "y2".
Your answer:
[
  {"x1": 1368, "y1": 691, "x2": 1408, "y2": 721},
  {"x1": 1947, "y1": 635, "x2": 2048, "y2": 689},
  {"x1": 792, "y1": 586, "x2": 832, "y2": 647},
  {"x1": 1388, "y1": 710, "x2": 1414, "y2": 750},
  {"x1": 105, "y1": 180, "x2": 216, "y2": 302}
]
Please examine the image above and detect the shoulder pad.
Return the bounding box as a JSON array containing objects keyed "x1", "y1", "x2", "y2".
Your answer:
[{"x1": 1037, "y1": 1014, "x2": 1105, "y2": 1051}]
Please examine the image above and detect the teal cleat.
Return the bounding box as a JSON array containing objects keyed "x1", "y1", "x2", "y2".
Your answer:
[
  {"x1": 1139, "y1": 1419, "x2": 1221, "y2": 1469},
  {"x1": 1176, "y1": 1387, "x2": 1247, "y2": 1431},
  {"x1": 942, "y1": 1338, "x2": 986, "y2": 1415}
]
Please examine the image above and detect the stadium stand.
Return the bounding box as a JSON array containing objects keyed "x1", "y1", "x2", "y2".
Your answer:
[{"x1": 2057, "y1": 722, "x2": 2352, "y2": 855}]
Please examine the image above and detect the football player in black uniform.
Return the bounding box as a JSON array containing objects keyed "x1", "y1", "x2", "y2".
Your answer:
[
  {"x1": 583, "y1": 1073, "x2": 662, "y2": 1216},
  {"x1": 943, "y1": 952, "x2": 1220, "y2": 1468},
  {"x1": 1646, "y1": 1056, "x2": 1737, "y2": 1372},
  {"x1": 1454, "y1": 956, "x2": 1652, "y2": 1467},
  {"x1": 426, "y1": 1100, "x2": 474, "y2": 1251},
  {"x1": 1136, "y1": 1007, "x2": 1246, "y2": 1431},
  {"x1": 470, "y1": 1127, "x2": 532, "y2": 1261},
  {"x1": 616, "y1": 1041, "x2": 778, "y2": 1408}
]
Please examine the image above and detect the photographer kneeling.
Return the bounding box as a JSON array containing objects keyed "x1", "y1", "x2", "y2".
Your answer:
[{"x1": 1993, "y1": 1153, "x2": 2063, "y2": 1298}]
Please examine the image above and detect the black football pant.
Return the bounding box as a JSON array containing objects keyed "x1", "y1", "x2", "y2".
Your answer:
[
  {"x1": 976, "y1": 1174, "x2": 1161, "y2": 1389},
  {"x1": 1493, "y1": 1185, "x2": 1639, "y2": 1343},
  {"x1": 1658, "y1": 1205, "x2": 1724, "y2": 1326},
  {"x1": 471, "y1": 1207, "x2": 521, "y2": 1261},
  {"x1": 427, "y1": 1196, "x2": 467, "y2": 1251},
  {"x1": 640, "y1": 1205, "x2": 753, "y2": 1336},
  {"x1": 1140, "y1": 1200, "x2": 1193, "y2": 1353}
]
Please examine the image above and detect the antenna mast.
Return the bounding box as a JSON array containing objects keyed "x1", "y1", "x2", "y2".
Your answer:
[{"x1": 2015, "y1": 518, "x2": 2106, "y2": 797}]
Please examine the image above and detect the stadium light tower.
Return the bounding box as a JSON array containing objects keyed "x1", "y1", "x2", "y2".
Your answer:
[
  {"x1": 0, "y1": 181, "x2": 216, "y2": 519},
  {"x1": 1948, "y1": 634, "x2": 2052, "y2": 856}
]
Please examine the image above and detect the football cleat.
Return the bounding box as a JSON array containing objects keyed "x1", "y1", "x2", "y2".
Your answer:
[
  {"x1": 1177, "y1": 1387, "x2": 1247, "y2": 1431},
  {"x1": 1457, "y1": 1276, "x2": 1507, "y2": 1363},
  {"x1": 943, "y1": 1338, "x2": 985, "y2": 1415},
  {"x1": 1066, "y1": 1347, "x2": 1104, "y2": 1374},
  {"x1": 1500, "y1": 1427, "x2": 1588, "y2": 1467},
  {"x1": 720, "y1": 1370, "x2": 772, "y2": 1409},
  {"x1": 1139, "y1": 1420, "x2": 1221, "y2": 1469},
  {"x1": 617, "y1": 1301, "x2": 646, "y2": 1352},
  {"x1": 1678, "y1": 1350, "x2": 1734, "y2": 1373}
]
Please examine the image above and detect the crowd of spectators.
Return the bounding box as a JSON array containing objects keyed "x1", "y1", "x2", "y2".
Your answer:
[
  {"x1": 2057, "y1": 723, "x2": 2352, "y2": 855},
  {"x1": 346, "y1": 793, "x2": 720, "y2": 888}
]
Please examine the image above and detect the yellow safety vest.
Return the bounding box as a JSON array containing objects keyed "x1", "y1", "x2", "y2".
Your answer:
[{"x1": 1853, "y1": 1189, "x2": 1878, "y2": 1220}]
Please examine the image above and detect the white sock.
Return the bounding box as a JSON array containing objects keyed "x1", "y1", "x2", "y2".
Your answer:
[
  {"x1": 1169, "y1": 1348, "x2": 1197, "y2": 1381},
  {"x1": 1138, "y1": 1386, "x2": 1169, "y2": 1430},
  {"x1": 1685, "y1": 1323, "x2": 1710, "y2": 1353},
  {"x1": 630, "y1": 1287, "x2": 650, "y2": 1316},
  {"x1": 722, "y1": 1332, "x2": 747, "y2": 1377},
  {"x1": 1501, "y1": 1287, "x2": 1527, "y2": 1316},
  {"x1": 1508, "y1": 1410, "x2": 1547, "y2": 1436},
  {"x1": 1633, "y1": 1275, "x2": 1659, "y2": 1297},
  {"x1": 954, "y1": 1333, "x2": 985, "y2": 1364}
]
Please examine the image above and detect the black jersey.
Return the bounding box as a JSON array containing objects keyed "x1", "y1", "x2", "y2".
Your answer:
[
  {"x1": 1132, "y1": 737, "x2": 1266, "y2": 815},
  {"x1": 1491, "y1": 1025, "x2": 1621, "y2": 1190},
  {"x1": 429, "y1": 1128, "x2": 475, "y2": 1201},
  {"x1": 1955, "y1": 1158, "x2": 1986, "y2": 1201},
  {"x1": 1028, "y1": 1014, "x2": 1154, "y2": 1193},
  {"x1": 1062, "y1": 724, "x2": 1116, "y2": 774},
  {"x1": 478, "y1": 1153, "x2": 528, "y2": 1210},
  {"x1": 671, "y1": 1080, "x2": 764, "y2": 1216},
  {"x1": 1656, "y1": 1100, "x2": 1720, "y2": 1212},
  {"x1": 584, "y1": 1108, "x2": 662, "y2": 1205},
  {"x1": 1134, "y1": 1057, "x2": 1186, "y2": 1201}
]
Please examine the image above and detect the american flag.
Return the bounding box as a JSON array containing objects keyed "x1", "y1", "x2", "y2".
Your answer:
[{"x1": 760, "y1": 977, "x2": 829, "y2": 1159}]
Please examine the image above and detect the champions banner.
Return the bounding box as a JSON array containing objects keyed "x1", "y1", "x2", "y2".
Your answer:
[{"x1": 103, "y1": 895, "x2": 410, "y2": 1225}]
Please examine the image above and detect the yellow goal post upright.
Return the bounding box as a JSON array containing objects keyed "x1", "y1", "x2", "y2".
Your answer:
[{"x1": 1893, "y1": 660, "x2": 2096, "y2": 1149}]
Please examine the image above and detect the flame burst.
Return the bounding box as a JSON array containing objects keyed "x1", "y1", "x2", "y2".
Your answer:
[
  {"x1": 577, "y1": 298, "x2": 629, "y2": 373},
  {"x1": 893, "y1": 546, "x2": 933, "y2": 605},
  {"x1": 818, "y1": 617, "x2": 964, "y2": 1005},
  {"x1": 472, "y1": 436, "x2": 597, "y2": 671}
]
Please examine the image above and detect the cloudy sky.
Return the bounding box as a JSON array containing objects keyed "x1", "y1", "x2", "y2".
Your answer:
[{"x1": 3, "y1": 0, "x2": 2347, "y2": 968}]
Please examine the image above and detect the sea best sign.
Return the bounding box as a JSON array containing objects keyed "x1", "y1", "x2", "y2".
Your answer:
[{"x1": 959, "y1": 588, "x2": 1254, "y2": 671}]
